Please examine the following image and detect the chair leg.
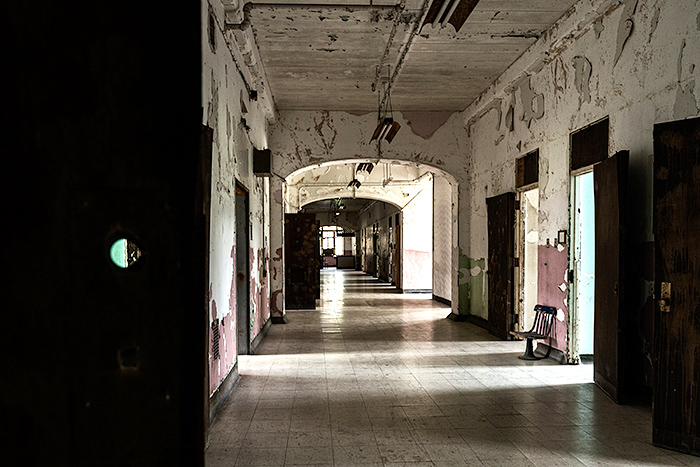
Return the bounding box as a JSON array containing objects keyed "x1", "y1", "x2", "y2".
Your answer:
[{"x1": 518, "y1": 338, "x2": 540, "y2": 360}]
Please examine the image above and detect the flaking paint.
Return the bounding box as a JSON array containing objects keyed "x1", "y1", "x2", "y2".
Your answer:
[{"x1": 458, "y1": 253, "x2": 487, "y2": 319}]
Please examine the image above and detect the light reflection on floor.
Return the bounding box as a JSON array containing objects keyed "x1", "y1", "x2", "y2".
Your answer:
[{"x1": 206, "y1": 269, "x2": 692, "y2": 466}]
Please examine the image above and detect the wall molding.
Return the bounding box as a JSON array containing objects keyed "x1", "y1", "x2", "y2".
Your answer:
[
  {"x1": 251, "y1": 317, "x2": 272, "y2": 353},
  {"x1": 209, "y1": 363, "x2": 239, "y2": 425}
]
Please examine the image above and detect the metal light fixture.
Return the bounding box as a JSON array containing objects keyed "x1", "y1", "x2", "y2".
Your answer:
[
  {"x1": 357, "y1": 162, "x2": 374, "y2": 174},
  {"x1": 370, "y1": 67, "x2": 400, "y2": 143}
]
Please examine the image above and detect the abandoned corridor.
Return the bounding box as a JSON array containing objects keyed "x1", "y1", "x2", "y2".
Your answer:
[{"x1": 205, "y1": 269, "x2": 691, "y2": 466}]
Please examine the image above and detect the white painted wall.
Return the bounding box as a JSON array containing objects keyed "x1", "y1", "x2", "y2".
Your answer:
[
  {"x1": 402, "y1": 177, "x2": 433, "y2": 292},
  {"x1": 433, "y1": 174, "x2": 452, "y2": 302},
  {"x1": 203, "y1": 0, "x2": 271, "y2": 395},
  {"x1": 286, "y1": 161, "x2": 429, "y2": 213},
  {"x1": 461, "y1": 0, "x2": 700, "y2": 354},
  {"x1": 265, "y1": 0, "x2": 699, "y2": 355}
]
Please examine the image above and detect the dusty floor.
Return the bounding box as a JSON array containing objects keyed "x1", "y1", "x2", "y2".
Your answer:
[{"x1": 206, "y1": 269, "x2": 698, "y2": 466}]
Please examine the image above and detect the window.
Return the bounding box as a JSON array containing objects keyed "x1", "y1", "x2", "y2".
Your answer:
[{"x1": 320, "y1": 226, "x2": 351, "y2": 256}]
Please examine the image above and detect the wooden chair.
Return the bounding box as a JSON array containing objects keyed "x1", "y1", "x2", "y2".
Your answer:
[{"x1": 510, "y1": 305, "x2": 556, "y2": 360}]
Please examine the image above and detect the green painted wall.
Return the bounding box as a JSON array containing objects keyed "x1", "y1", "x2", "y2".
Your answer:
[{"x1": 457, "y1": 250, "x2": 487, "y2": 319}]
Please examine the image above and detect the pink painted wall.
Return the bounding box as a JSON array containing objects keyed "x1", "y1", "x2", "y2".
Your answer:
[
  {"x1": 208, "y1": 299, "x2": 236, "y2": 395},
  {"x1": 537, "y1": 245, "x2": 568, "y2": 352},
  {"x1": 402, "y1": 249, "x2": 432, "y2": 290},
  {"x1": 270, "y1": 246, "x2": 283, "y2": 316}
]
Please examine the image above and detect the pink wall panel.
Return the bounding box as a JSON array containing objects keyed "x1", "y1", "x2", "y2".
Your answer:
[
  {"x1": 537, "y1": 245, "x2": 568, "y2": 352},
  {"x1": 402, "y1": 249, "x2": 432, "y2": 290}
]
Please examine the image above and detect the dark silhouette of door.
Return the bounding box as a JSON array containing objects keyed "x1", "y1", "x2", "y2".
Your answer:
[
  {"x1": 235, "y1": 182, "x2": 250, "y2": 355},
  {"x1": 285, "y1": 213, "x2": 318, "y2": 310},
  {"x1": 593, "y1": 150, "x2": 628, "y2": 403},
  {"x1": 487, "y1": 192, "x2": 515, "y2": 340},
  {"x1": 652, "y1": 116, "x2": 700, "y2": 455}
]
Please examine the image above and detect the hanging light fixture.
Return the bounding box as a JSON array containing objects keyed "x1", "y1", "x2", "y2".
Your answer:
[{"x1": 370, "y1": 67, "x2": 400, "y2": 143}]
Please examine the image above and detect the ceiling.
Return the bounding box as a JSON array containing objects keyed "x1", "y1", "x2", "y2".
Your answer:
[
  {"x1": 301, "y1": 197, "x2": 380, "y2": 214},
  {"x1": 245, "y1": 0, "x2": 579, "y2": 111}
]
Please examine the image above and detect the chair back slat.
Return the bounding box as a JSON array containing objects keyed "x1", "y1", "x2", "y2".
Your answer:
[{"x1": 530, "y1": 305, "x2": 556, "y2": 336}]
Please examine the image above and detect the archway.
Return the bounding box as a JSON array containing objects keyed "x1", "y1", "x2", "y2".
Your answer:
[{"x1": 268, "y1": 158, "x2": 458, "y2": 320}]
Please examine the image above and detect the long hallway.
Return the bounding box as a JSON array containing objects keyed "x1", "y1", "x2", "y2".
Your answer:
[{"x1": 206, "y1": 270, "x2": 693, "y2": 466}]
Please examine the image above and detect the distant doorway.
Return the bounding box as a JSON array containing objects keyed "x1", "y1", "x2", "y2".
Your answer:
[
  {"x1": 515, "y1": 188, "x2": 539, "y2": 332},
  {"x1": 571, "y1": 171, "x2": 595, "y2": 359}
]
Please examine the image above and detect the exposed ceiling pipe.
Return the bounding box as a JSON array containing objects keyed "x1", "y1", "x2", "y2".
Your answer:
[
  {"x1": 441, "y1": 0, "x2": 461, "y2": 25},
  {"x1": 242, "y1": 1, "x2": 397, "y2": 11},
  {"x1": 372, "y1": 0, "x2": 407, "y2": 93},
  {"x1": 431, "y1": 0, "x2": 452, "y2": 28},
  {"x1": 227, "y1": 2, "x2": 397, "y2": 30},
  {"x1": 379, "y1": 0, "x2": 432, "y2": 111}
]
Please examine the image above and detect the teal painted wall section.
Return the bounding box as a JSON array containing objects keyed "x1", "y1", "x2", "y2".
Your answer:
[{"x1": 458, "y1": 250, "x2": 487, "y2": 319}]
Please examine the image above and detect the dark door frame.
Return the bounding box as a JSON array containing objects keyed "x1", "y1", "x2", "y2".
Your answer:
[{"x1": 235, "y1": 181, "x2": 251, "y2": 355}]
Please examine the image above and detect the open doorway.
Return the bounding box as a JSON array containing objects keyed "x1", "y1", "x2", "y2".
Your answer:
[
  {"x1": 515, "y1": 188, "x2": 539, "y2": 332},
  {"x1": 570, "y1": 171, "x2": 595, "y2": 360}
]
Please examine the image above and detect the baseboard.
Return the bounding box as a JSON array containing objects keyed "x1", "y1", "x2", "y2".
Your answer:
[
  {"x1": 251, "y1": 318, "x2": 272, "y2": 354},
  {"x1": 271, "y1": 315, "x2": 288, "y2": 324},
  {"x1": 446, "y1": 312, "x2": 490, "y2": 331},
  {"x1": 653, "y1": 428, "x2": 700, "y2": 456},
  {"x1": 534, "y1": 343, "x2": 567, "y2": 364},
  {"x1": 447, "y1": 312, "x2": 469, "y2": 322},
  {"x1": 433, "y1": 295, "x2": 451, "y2": 306},
  {"x1": 403, "y1": 289, "x2": 432, "y2": 293},
  {"x1": 209, "y1": 363, "x2": 239, "y2": 424}
]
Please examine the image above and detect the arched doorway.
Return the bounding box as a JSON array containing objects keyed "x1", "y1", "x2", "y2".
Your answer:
[{"x1": 268, "y1": 159, "x2": 458, "y2": 319}]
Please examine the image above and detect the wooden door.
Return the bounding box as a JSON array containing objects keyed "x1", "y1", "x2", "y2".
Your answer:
[
  {"x1": 285, "y1": 213, "x2": 318, "y2": 310},
  {"x1": 315, "y1": 220, "x2": 321, "y2": 299},
  {"x1": 394, "y1": 223, "x2": 401, "y2": 287},
  {"x1": 487, "y1": 192, "x2": 515, "y2": 340},
  {"x1": 652, "y1": 117, "x2": 700, "y2": 455},
  {"x1": 593, "y1": 150, "x2": 628, "y2": 403},
  {"x1": 235, "y1": 182, "x2": 250, "y2": 355},
  {"x1": 197, "y1": 125, "x2": 213, "y2": 443}
]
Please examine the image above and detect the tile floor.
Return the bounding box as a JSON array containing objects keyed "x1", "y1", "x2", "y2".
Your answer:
[{"x1": 206, "y1": 269, "x2": 698, "y2": 466}]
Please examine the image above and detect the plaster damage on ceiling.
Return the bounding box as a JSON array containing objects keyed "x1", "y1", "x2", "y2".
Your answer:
[
  {"x1": 285, "y1": 160, "x2": 434, "y2": 211},
  {"x1": 226, "y1": 0, "x2": 580, "y2": 112}
]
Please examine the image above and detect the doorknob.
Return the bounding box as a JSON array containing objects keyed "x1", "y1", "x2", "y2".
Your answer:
[{"x1": 659, "y1": 282, "x2": 671, "y2": 313}]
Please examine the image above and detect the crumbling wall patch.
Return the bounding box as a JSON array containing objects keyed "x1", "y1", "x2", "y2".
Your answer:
[
  {"x1": 613, "y1": 0, "x2": 638, "y2": 66},
  {"x1": 573, "y1": 55, "x2": 593, "y2": 105},
  {"x1": 516, "y1": 75, "x2": 544, "y2": 127}
]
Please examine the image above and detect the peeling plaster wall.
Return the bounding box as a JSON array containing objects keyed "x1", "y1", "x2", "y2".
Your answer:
[
  {"x1": 269, "y1": 111, "x2": 468, "y2": 181},
  {"x1": 249, "y1": 177, "x2": 271, "y2": 340},
  {"x1": 269, "y1": 177, "x2": 286, "y2": 319},
  {"x1": 286, "y1": 162, "x2": 429, "y2": 212},
  {"x1": 203, "y1": 0, "x2": 271, "y2": 396},
  {"x1": 458, "y1": 254, "x2": 487, "y2": 320},
  {"x1": 270, "y1": 110, "x2": 463, "y2": 305},
  {"x1": 461, "y1": 0, "x2": 700, "y2": 355},
  {"x1": 433, "y1": 174, "x2": 452, "y2": 301},
  {"x1": 402, "y1": 179, "x2": 433, "y2": 292}
]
